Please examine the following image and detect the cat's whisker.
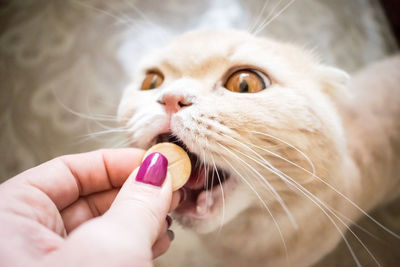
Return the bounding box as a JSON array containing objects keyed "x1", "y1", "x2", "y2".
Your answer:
[
  {"x1": 52, "y1": 87, "x2": 120, "y2": 124},
  {"x1": 72, "y1": 0, "x2": 141, "y2": 30},
  {"x1": 237, "y1": 144, "x2": 380, "y2": 267},
  {"x1": 248, "y1": 130, "x2": 316, "y2": 176},
  {"x1": 190, "y1": 122, "x2": 211, "y2": 211},
  {"x1": 204, "y1": 137, "x2": 226, "y2": 233},
  {"x1": 279, "y1": 182, "x2": 365, "y2": 267},
  {"x1": 110, "y1": 137, "x2": 132, "y2": 148},
  {"x1": 190, "y1": 125, "x2": 209, "y2": 213},
  {"x1": 219, "y1": 134, "x2": 298, "y2": 229},
  {"x1": 217, "y1": 148, "x2": 290, "y2": 267},
  {"x1": 230, "y1": 146, "x2": 292, "y2": 191},
  {"x1": 251, "y1": 0, "x2": 285, "y2": 35},
  {"x1": 248, "y1": 130, "x2": 400, "y2": 240},
  {"x1": 280, "y1": 174, "x2": 379, "y2": 267},
  {"x1": 129, "y1": 111, "x2": 166, "y2": 136},
  {"x1": 73, "y1": 1, "x2": 125, "y2": 24},
  {"x1": 243, "y1": 140, "x2": 384, "y2": 242},
  {"x1": 247, "y1": 141, "x2": 314, "y2": 182},
  {"x1": 205, "y1": 138, "x2": 215, "y2": 199},
  {"x1": 52, "y1": 93, "x2": 123, "y2": 149},
  {"x1": 210, "y1": 151, "x2": 226, "y2": 235},
  {"x1": 75, "y1": 128, "x2": 129, "y2": 145},
  {"x1": 247, "y1": 0, "x2": 272, "y2": 33},
  {"x1": 253, "y1": 0, "x2": 297, "y2": 36},
  {"x1": 217, "y1": 129, "x2": 377, "y2": 266},
  {"x1": 78, "y1": 111, "x2": 119, "y2": 120},
  {"x1": 201, "y1": 146, "x2": 211, "y2": 213},
  {"x1": 247, "y1": 140, "x2": 385, "y2": 244},
  {"x1": 79, "y1": 127, "x2": 131, "y2": 138},
  {"x1": 218, "y1": 143, "x2": 298, "y2": 231},
  {"x1": 73, "y1": 0, "x2": 171, "y2": 52},
  {"x1": 122, "y1": 0, "x2": 170, "y2": 41},
  {"x1": 51, "y1": 86, "x2": 131, "y2": 147},
  {"x1": 330, "y1": 206, "x2": 385, "y2": 244}
]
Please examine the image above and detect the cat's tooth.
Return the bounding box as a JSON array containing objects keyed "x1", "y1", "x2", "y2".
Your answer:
[
  {"x1": 196, "y1": 204, "x2": 207, "y2": 215},
  {"x1": 196, "y1": 194, "x2": 214, "y2": 215},
  {"x1": 206, "y1": 194, "x2": 214, "y2": 206}
]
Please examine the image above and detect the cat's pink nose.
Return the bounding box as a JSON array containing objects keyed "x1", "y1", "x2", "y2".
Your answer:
[{"x1": 158, "y1": 94, "x2": 192, "y2": 113}]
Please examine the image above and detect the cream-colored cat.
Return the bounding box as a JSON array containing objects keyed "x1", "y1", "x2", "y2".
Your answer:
[{"x1": 118, "y1": 30, "x2": 400, "y2": 266}]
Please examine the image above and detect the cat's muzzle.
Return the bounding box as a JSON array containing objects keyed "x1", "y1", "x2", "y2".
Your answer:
[{"x1": 155, "y1": 132, "x2": 231, "y2": 218}]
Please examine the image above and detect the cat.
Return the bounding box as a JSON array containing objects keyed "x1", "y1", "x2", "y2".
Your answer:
[{"x1": 117, "y1": 29, "x2": 400, "y2": 267}]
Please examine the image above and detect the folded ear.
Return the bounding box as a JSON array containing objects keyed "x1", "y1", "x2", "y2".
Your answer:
[{"x1": 318, "y1": 66, "x2": 350, "y2": 100}]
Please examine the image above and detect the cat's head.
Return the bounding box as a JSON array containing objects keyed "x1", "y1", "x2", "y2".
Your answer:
[{"x1": 118, "y1": 30, "x2": 349, "y2": 233}]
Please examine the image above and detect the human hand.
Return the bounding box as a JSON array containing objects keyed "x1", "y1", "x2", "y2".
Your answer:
[{"x1": 0, "y1": 148, "x2": 181, "y2": 267}]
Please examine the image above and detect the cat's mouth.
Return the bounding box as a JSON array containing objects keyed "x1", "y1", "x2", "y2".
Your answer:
[{"x1": 155, "y1": 133, "x2": 232, "y2": 219}]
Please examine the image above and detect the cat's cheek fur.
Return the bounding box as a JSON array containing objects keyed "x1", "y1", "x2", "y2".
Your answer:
[
  {"x1": 118, "y1": 89, "x2": 170, "y2": 148},
  {"x1": 317, "y1": 65, "x2": 350, "y2": 101}
]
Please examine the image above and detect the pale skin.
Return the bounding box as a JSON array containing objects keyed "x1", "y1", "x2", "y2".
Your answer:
[{"x1": 0, "y1": 148, "x2": 181, "y2": 267}]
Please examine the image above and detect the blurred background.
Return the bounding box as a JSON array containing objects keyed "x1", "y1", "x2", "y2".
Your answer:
[{"x1": 0, "y1": 0, "x2": 399, "y2": 266}]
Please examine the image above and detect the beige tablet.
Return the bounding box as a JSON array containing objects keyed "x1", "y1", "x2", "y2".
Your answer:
[{"x1": 144, "y1": 142, "x2": 191, "y2": 191}]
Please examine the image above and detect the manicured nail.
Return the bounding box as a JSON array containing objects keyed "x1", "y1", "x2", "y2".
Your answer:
[
  {"x1": 136, "y1": 152, "x2": 168, "y2": 187},
  {"x1": 166, "y1": 215, "x2": 172, "y2": 228},
  {"x1": 167, "y1": 229, "x2": 175, "y2": 241}
]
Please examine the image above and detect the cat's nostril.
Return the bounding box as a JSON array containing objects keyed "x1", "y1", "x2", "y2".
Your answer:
[
  {"x1": 178, "y1": 100, "x2": 192, "y2": 108},
  {"x1": 159, "y1": 94, "x2": 192, "y2": 113}
]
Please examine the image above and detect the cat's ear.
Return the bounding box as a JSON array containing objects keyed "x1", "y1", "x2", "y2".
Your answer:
[{"x1": 318, "y1": 66, "x2": 350, "y2": 100}]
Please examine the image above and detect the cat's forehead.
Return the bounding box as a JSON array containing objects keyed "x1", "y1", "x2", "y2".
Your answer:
[
  {"x1": 165, "y1": 30, "x2": 249, "y2": 57},
  {"x1": 137, "y1": 30, "x2": 317, "y2": 80}
]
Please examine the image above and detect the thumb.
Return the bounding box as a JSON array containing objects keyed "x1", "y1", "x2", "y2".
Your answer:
[
  {"x1": 104, "y1": 152, "x2": 172, "y2": 245},
  {"x1": 43, "y1": 153, "x2": 172, "y2": 267}
]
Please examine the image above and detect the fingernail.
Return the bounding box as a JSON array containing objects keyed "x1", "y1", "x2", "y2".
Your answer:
[
  {"x1": 136, "y1": 152, "x2": 168, "y2": 187},
  {"x1": 167, "y1": 229, "x2": 175, "y2": 241},
  {"x1": 166, "y1": 215, "x2": 172, "y2": 228}
]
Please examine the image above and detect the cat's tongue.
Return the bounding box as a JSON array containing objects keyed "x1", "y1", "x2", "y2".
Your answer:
[
  {"x1": 177, "y1": 166, "x2": 213, "y2": 218},
  {"x1": 176, "y1": 149, "x2": 229, "y2": 218},
  {"x1": 184, "y1": 166, "x2": 207, "y2": 190}
]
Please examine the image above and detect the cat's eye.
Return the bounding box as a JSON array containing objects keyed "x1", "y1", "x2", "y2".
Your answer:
[
  {"x1": 141, "y1": 71, "x2": 164, "y2": 90},
  {"x1": 224, "y1": 69, "x2": 269, "y2": 93}
]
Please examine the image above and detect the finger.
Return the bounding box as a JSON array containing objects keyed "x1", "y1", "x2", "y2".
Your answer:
[
  {"x1": 103, "y1": 152, "x2": 173, "y2": 245},
  {"x1": 62, "y1": 191, "x2": 174, "y2": 234},
  {"x1": 156, "y1": 218, "x2": 169, "y2": 240},
  {"x1": 169, "y1": 190, "x2": 182, "y2": 212},
  {"x1": 71, "y1": 188, "x2": 175, "y2": 240},
  {"x1": 48, "y1": 153, "x2": 173, "y2": 266},
  {"x1": 152, "y1": 230, "x2": 174, "y2": 258},
  {"x1": 15, "y1": 148, "x2": 145, "y2": 210},
  {"x1": 61, "y1": 189, "x2": 119, "y2": 233}
]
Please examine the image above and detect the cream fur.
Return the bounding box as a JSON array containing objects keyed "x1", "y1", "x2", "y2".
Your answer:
[{"x1": 118, "y1": 30, "x2": 400, "y2": 266}]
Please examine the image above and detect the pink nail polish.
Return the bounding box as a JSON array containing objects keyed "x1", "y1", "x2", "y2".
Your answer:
[{"x1": 136, "y1": 152, "x2": 168, "y2": 187}]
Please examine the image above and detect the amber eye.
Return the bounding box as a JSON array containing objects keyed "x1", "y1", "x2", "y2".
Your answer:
[
  {"x1": 225, "y1": 69, "x2": 269, "y2": 93},
  {"x1": 141, "y1": 71, "x2": 164, "y2": 90}
]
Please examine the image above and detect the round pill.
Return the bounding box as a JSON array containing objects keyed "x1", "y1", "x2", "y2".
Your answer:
[{"x1": 144, "y1": 142, "x2": 191, "y2": 191}]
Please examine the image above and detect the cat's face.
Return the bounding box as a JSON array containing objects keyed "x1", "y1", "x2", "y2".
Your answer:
[{"x1": 118, "y1": 30, "x2": 348, "y2": 233}]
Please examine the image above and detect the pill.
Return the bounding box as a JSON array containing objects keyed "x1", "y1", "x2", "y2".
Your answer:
[{"x1": 144, "y1": 142, "x2": 191, "y2": 191}]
